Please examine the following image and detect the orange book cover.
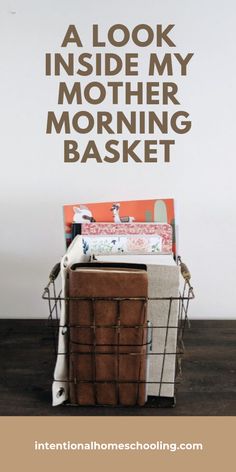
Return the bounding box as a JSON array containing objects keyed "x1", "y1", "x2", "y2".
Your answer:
[{"x1": 64, "y1": 198, "x2": 176, "y2": 253}]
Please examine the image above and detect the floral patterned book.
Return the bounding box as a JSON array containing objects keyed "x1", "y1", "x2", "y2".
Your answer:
[
  {"x1": 81, "y1": 223, "x2": 172, "y2": 254},
  {"x1": 63, "y1": 198, "x2": 176, "y2": 255},
  {"x1": 82, "y1": 234, "x2": 167, "y2": 256}
]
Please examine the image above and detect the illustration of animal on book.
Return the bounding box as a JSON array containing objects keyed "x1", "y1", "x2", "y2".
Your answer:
[
  {"x1": 73, "y1": 205, "x2": 96, "y2": 223},
  {"x1": 64, "y1": 198, "x2": 176, "y2": 255},
  {"x1": 110, "y1": 203, "x2": 135, "y2": 223}
]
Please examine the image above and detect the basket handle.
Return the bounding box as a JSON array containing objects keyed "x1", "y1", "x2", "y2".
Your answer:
[
  {"x1": 49, "y1": 262, "x2": 61, "y2": 281},
  {"x1": 179, "y1": 261, "x2": 191, "y2": 281}
]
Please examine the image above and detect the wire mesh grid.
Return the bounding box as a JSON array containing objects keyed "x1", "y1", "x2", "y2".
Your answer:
[{"x1": 42, "y1": 256, "x2": 194, "y2": 407}]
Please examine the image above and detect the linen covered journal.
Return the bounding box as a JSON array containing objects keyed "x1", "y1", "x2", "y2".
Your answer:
[{"x1": 95, "y1": 254, "x2": 180, "y2": 398}]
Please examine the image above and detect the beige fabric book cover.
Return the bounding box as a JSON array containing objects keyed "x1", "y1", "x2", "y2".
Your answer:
[{"x1": 96, "y1": 255, "x2": 180, "y2": 398}]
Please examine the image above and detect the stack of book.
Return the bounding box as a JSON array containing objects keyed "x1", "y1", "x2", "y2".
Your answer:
[{"x1": 52, "y1": 198, "x2": 180, "y2": 407}]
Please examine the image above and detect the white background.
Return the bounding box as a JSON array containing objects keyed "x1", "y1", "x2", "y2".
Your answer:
[{"x1": 0, "y1": 0, "x2": 235, "y2": 318}]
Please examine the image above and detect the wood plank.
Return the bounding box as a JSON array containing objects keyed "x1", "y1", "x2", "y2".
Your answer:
[{"x1": 0, "y1": 319, "x2": 235, "y2": 415}]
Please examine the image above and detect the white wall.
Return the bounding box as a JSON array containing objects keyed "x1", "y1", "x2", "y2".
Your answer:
[{"x1": 0, "y1": 0, "x2": 236, "y2": 319}]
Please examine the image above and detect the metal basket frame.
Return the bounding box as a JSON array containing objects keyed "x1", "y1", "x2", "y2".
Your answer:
[{"x1": 42, "y1": 256, "x2": 194, "y2": 407}]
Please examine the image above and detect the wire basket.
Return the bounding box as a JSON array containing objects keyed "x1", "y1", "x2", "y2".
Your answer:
[{"x1": 42, "y1": 256, "x2": 194, "y2": 408}]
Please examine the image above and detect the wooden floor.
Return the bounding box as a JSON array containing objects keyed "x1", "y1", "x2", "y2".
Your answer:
[{"x1": 0, "y1": 319, "x2": 235, "y2": 416}]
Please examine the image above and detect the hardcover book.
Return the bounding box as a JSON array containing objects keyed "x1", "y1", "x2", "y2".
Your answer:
[
  {"x1": 68, "y1": 263, "x2": 148, "y2": 406},
  {"x1": 64, "y1": 198, "x2": 176, "y2": 254}
]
